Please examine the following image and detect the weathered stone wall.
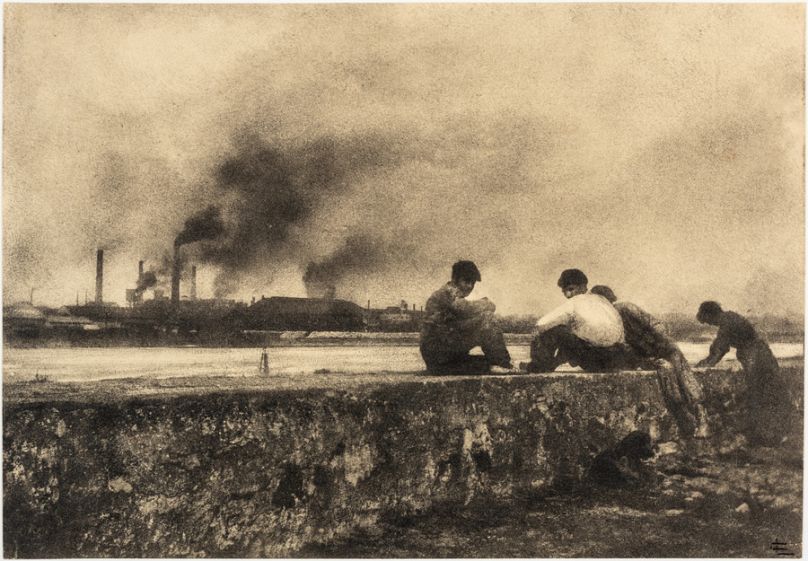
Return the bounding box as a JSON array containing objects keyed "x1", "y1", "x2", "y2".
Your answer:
[{"x1": 4, "y1": 367, "x2": 802, "y2": 557}]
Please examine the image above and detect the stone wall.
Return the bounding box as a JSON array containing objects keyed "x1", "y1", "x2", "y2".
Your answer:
[{"x1": 4, "y1": 366, "x2": 802, "y2": 557}]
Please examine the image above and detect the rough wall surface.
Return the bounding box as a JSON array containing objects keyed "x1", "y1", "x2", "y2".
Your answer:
[{"x1": 3, "y1": 367, "x2": 802, "y2": 557}]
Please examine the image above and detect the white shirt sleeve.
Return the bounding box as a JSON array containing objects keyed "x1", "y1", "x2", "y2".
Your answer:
[{"x1": 536, "y1": 300, "x2": 574, "y2": 332}]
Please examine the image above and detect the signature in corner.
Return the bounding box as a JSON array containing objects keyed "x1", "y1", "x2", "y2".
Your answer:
[{"x1": 770, "y1": 540, "x2": 798, "y2": 557}]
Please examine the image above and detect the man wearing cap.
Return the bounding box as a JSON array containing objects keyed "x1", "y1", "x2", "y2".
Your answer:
[
  {"x1": 420, "y1": 260, "x2": 516, "y2": 375},
  {"x1": 591, "y1": 285, "x2": 709, "y2": 438},
  {"x1": 696, "y1": 301, "x2": 785, "y2": 445},
  {"x1": 523, "y1": 269, "x2": 629, "y2": 373}
]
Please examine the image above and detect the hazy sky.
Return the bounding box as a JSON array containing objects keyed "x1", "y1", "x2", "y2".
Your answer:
[{"x1": 3, "y1": 4, "x2": 804, "y2": 317}]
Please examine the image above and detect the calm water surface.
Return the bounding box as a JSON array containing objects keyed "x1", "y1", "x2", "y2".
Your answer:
[{"x1": 3, "y1": 343, "x2": 803, "y2": 383}]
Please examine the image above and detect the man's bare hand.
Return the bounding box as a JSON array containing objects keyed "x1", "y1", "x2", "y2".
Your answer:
[{"x1": 478, "y1": 297, "x2": 496, "y2": 313}]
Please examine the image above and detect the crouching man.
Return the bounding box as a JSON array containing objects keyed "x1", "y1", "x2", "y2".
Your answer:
[
  {"x1": 523, "y1": 269, "x2": 629, "y2": 373},
  {"x1": 420, "y1": 260, "x2": 516, "y2": 375},
  {"x1": 695, "y1": 301, "x2": 786, "y2": 446}
]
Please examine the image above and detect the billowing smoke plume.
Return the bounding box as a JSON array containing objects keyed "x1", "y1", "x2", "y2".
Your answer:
[
  {"x1": 135, "y1": 271, "x2": 158, "y2": 293},
  {"x1": 188, "y1": 132, "x2": 406, "y2": 297},
  {"x1": 303, "y1": 234, "x2": 390, "y2": 298},
  {"x1": 175, "y1": 205, "x2": 224, "y2": 247}
]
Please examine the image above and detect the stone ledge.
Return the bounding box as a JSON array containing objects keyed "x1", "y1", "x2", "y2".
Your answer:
[{"x1": 3, "y1": 365, "x2": 802, "y2": 557}]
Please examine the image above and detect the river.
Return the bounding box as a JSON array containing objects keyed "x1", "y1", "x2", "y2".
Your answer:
[{"x1": 3, "y1": 342, "x2": 803, "y2": 383}]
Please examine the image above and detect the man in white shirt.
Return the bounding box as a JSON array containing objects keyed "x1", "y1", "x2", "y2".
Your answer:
[{"x1": 522, "y1": 269, "x2": 629, "y2": 373}]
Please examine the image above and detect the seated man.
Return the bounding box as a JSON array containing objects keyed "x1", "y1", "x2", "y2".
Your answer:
[
  {"x1": 591, "y1": 285, "x2": 709, "y2": 438},
  {"x1": 419, "y1": 260, "x2": 516, "y2": 375},
  {"x1": 523, "y1": 269, "x2": 628, "y2": 373},
  {"x1": 695, "y1": 301, "x2": 785, "y2": 445}
]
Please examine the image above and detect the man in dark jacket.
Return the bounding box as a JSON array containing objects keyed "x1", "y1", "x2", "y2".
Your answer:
[
  {"x1": 590, "y1": 285, "x2": 709, "y2": 438},
  {"x1": 695, "y1": 301, "x2": 785, "y2": 445},
  {"x1": 420, "y1": 261, "x2": 515, "y2": 375}
]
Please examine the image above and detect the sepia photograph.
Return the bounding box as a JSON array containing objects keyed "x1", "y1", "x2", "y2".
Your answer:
[{"x1": 2, "y1": 3, "x2": 804, "y2": 557}]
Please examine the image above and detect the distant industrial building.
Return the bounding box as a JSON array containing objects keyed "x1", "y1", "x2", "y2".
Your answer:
[
  {"x1": 4, "y1": 248, "x2": 430, "y2": 345},
  {"x1": 245, "y1": 296, "x2": 366, "y2": 332}
]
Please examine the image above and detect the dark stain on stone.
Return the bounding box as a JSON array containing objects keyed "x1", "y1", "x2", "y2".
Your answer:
[
  {"x1": 437, "y1": 452, "x2": 463, "y2": 479},
  {"x1": 229, "y1": 490, "x2": 257, "y2": 500},
  {"x1": 330, "y1": 441, "x2": 346, "y2": 459},
  {"x1": 471, "y1": 450, "x2": 492, "y2": 472},
  {"x1": 312, "y1": 465, "x2": 335, "y2": 510},
  {"x1": 313, "y1": 465, "x2": 332, "y2": 488},
  {"x1": 272, "y1": 463, "x2": 305, "y2": 509},
  {"x1": 366, "y1": 446, "x2": 393, "y2": 480},
  {"x1": 91, "y1": 405, "x2": 125, "y2": 431},
  {"x1": 552, "y1": 400, "x2": 568, "y2": 414}
]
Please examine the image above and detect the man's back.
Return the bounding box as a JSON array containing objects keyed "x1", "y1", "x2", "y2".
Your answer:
[
  {"x1": 614, "y1": 300, "x2": 674, "y2": 359},
  {"x1": 716, "y1": 311, "x2": 759, "y2": 348},
  {"x1": 537, "y1": 292, "x2": 624, "y2": 346}
]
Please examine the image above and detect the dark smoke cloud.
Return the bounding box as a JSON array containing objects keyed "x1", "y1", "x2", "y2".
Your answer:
[
  {"x1": 135, "y1": 271, "x2": 158, "y2": 293},
  {"x1": 303, "y1": 234, "x2": 390, "y2": 295},
  {"x1": 175, "y1": 205, "x2": 225, "y2": 247},
  {"x1": 170, "y1": 113, "x2": 550, "y2": 303},
  {"x1": 191, "y1": 131, "x2": 408, "y2": 294}
]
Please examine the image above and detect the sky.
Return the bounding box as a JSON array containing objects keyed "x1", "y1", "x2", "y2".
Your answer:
[{"x1": 3, "y1": 4, "x2": 805, "y2": 317}]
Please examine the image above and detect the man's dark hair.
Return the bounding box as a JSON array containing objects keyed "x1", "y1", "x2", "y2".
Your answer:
[
  {"x1": 451, "y1": 260, "x2": 482, "y2": 283},
  {"x1": 590, "y1": 285, "x2": 617, "y2": 303},
  {"x1": 557, "y1": 268, "x2": 588, "y2": 288},
  {"x1": 697, "y1": 301, "x2": 723, "y2": 321}
]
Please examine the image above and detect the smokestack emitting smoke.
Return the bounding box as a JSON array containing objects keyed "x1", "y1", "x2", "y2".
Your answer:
[
  {"x1": 135, "y1": 271, "x2": 158, "y2": 293},
  {"x1": 95, "y1": 249, "x2": 103, "y2": 304},
  {"x1": 135, "y1": 260, "x2": 145, "y2": 303},
  {"x1": 191, "y1": 265, "x2": 197, "y2": 300},
  {"x1": 172, "y1": 206, "x2": 224, "y2": 307}
]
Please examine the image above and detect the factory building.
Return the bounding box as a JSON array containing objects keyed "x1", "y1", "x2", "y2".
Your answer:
[{"x1": 245, "y1": 296, "x2": 366, "y2": 332}]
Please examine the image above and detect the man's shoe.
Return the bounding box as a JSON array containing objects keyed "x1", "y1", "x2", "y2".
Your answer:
[
  {"x1": 519, "y1": 361, "x2": 546, "y2": 373},
  {"x1": 490, "y1": 364, "x2": 521, "y2": 374}
]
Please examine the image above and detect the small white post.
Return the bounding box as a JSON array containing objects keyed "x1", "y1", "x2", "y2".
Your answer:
[{"x1": 259, "y1": 347, "x2": 270, "y2": 374}]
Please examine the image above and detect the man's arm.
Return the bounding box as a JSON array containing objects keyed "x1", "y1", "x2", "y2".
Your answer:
[
  {"x1": 535, "y1": 300, "x2": 573, "y2": 334},
  {"x1": 696, "y1": 328, "x2": 730, "y2": 367},
  {"x1": 432, "y1": 287, "x2": 495, "y2": 321},
  {"x1": 451, "y1": 296, "x2": 495, "y2": 317}
]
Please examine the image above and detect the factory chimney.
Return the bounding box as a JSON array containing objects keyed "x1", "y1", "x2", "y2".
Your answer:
[
  {"x1": 136, "y1": 260, "x2": 145, "y2": 304},
  {"x1": 171, "y1": 242, "x2": 181, "y2": 309},
  {"x1": 191, "y1": 265, "x2": 197, "y2": 301},
  {"x1": 95, "y1": 249, "x2": 104, "y2": 304}
]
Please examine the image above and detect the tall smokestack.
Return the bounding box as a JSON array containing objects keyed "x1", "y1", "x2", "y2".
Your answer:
[
  {"x1": 171, "y1": 242, "x2": 181, "y2": 309},
  {"x1": 95, "y1": 249, "x2": 104, "y2": 304},
  {"x1": 191, "y1": 265, "x2": 197, "y2": 301},
  {"x1": 137, "y1": 260, "x2": 145, "y2": 304}
]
